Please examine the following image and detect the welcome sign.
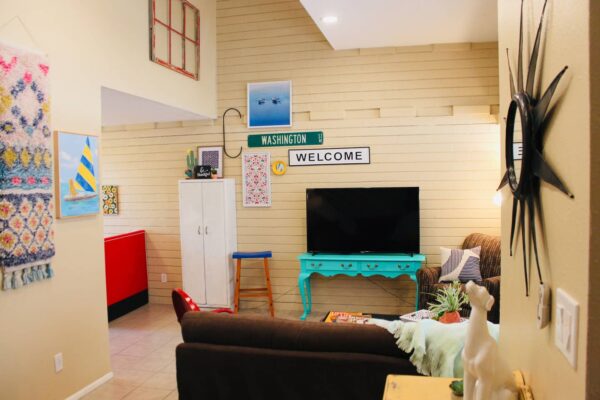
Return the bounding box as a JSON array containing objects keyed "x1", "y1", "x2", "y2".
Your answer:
[
  {"x1": 289, "y1": 147, "x2": 370, "y2": 166},
  {"x1": 248, "y1": 131, "x2": 323, "y2": 148}
]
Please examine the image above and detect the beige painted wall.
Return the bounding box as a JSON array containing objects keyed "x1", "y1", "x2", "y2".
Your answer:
[
  {"x1": 587, "y1": 2, "x2": 599, "y2": 399},
  {"x1": 102, "y1": 0, "x2": 501, "y2": 315},
  {"x1": 497, "y1": 1, "x2": 590, "y2": 398},
  {"x1": 0, "y1": 1, "x2": 216, "y2": 398}
]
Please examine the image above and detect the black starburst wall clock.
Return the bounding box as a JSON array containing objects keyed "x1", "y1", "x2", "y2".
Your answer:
[{"x1": 498, "y1": 0, "x2": 573, "y2": 296}]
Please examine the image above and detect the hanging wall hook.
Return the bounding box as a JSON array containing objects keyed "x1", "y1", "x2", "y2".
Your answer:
[{"x1": 222, "y1": 107, "x2": 243, "y2": 159}]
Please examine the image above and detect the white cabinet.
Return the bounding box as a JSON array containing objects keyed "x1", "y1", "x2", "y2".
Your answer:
[{"x1": 178, "y1": 179, "x2": 237, "y2": 308}]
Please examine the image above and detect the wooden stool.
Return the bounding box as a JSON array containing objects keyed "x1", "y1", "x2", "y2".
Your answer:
[{"x1": 232, "y1": 251, "x2": 274, "y2": 317}]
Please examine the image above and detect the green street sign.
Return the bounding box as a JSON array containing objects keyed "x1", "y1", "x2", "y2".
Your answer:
[{"x1": 248, "y1": 131, "x2": 324, "y2": 148}]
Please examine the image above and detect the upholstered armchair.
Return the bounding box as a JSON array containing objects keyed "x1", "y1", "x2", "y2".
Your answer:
[{"x1": 417, "y1": 233, "x2": 501, "y2": 323}]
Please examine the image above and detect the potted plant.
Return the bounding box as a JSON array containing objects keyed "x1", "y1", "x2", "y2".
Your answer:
[
  {"x1": 427, "y1": 281, "x2": 469, "y2": 323},
  {"x1": 210, "y1": 168, "x2": 218, "y2": 179},
  {"x1": 185, "y1": 149, "x2": 197, "y2": 179},
  {"x1": 449, "y1": 380, "x2": 463, "y2": 399}
]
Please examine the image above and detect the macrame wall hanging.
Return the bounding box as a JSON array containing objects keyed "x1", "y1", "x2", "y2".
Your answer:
[
  {"x1": 498, "y1": 0, "x2": 573, "y2": 296},
  {"x1": 0, "y1": 41, "x2": 55, "y2": 290}
]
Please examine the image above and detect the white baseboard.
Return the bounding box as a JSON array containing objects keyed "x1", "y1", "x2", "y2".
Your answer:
[{"x1": 65, "y1": 371, "x2": 114, "y2": 400}]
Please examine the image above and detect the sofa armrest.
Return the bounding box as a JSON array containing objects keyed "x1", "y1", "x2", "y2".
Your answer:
[
  {"x1": 482, "y1": 276, "x2": 501, "y2": 323},
  {"x1": 417, "y1": 266, "x2": 441, "y2": 310},
  {"x1": 417, "y1": 266, "x2": 441, "y2": 284},
  {"x1": 180, "y1": 312, "x2": 408, "y2": 358}
]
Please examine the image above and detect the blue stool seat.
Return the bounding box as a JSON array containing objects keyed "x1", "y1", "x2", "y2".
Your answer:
[{"x1": 232, "y1": 251, "x2": 272, "y2": 259}]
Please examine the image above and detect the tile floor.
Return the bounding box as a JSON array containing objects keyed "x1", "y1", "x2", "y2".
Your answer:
[
  {"x1": 83, "y1": 304, "x2": 317, "y2": 399},
  {"x1": 83, "y1": 304, "x2": 180, "y2": 400}
]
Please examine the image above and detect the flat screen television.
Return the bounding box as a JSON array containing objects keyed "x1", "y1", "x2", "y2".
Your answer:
[{"x1": 306, "y1": 187, "x2": 419, "y2": 254}]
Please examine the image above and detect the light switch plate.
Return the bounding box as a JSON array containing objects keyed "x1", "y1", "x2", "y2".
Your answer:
[
  {"x1": 160, "y1": 273, "x2": 167, "y2": 283},
  {"x1": 554, "y1": 288, "x2": 579, "y2": 368}
]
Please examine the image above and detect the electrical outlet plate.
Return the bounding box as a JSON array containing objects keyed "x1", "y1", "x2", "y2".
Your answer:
[
  {"x1": 160, "y1": 273, "x2": 167, "y2": 283},
  {"x1": 554, "y1": 288, "x2": 579, "y2": 368},
  {"x1": 537, "y1": 283, "x2": 550, "y2": 329},
  {"x1": 54, "y1": 353, "x2": 63, "y2": 372}
]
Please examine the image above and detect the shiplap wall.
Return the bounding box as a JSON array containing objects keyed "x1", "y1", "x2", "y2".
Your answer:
[{"x1": 102, "y1": 0, "x2": 501, "y2": 316}]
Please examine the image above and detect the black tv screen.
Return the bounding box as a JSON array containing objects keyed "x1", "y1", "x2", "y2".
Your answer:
[{"x1": 306, "y1": 187, "x2": 419, "y2": 254}]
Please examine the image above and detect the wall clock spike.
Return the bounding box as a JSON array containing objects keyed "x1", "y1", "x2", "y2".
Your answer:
[{"x1": 499, "y1": 0, "x2": 573, "y2": 296}]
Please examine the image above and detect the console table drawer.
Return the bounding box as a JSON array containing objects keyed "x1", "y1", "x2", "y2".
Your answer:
[
  {"x1": 304, "y1": 260, "x2": 359, "y2": 272},
  {"x1": 361, "y1": 261, "x2": 420, "y2": 273}
]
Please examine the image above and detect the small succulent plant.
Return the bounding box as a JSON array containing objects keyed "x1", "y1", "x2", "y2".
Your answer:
[
  {"x1": 427, "y1": 281, "x2": 469, "y2": 320},
  {"x1": 449, "y1": 379, "x2": 464, "y2": 396}
]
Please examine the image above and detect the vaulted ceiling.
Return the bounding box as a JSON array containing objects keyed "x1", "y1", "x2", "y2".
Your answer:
[{"x1": 300, "y1": 0, "x2": 498, "y2": 50}]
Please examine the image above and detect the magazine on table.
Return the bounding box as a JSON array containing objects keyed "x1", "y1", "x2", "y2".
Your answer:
[{"x1": 325, "y1": 312, "x2": 372, "y2": 324}]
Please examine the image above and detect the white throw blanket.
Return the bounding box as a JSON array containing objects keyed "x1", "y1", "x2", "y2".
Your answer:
[{"x1": 369, "y1": 318, "x2": 500, "y2": 378}]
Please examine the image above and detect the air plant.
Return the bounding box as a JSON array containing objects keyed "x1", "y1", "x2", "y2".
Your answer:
[
  {"x1": 427, "y1": 281, "x2": 469, "y2": 320},
  {"x1": 498, "y1": 0, "x2": 573, "y2": 296}
]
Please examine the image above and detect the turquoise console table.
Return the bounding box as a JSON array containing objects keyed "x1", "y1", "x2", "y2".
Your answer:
[{"x1": 297, "y1": 252, "x2": 426, "y2": 320}]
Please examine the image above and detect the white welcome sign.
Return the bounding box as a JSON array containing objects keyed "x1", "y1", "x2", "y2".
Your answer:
[{"x1": 288, "y1": 147, "x2": 370, "y2": 166}]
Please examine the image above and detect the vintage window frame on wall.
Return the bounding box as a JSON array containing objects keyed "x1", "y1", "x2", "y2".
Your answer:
[
  {"x1": 53, "y1": 131, "x2": 100, "y2": 219},
  {"x1": 247, "y1": 80, "x2": 292, "y2": 129},
  {"x1": 197, "y1": 146, "x2": 224, "y2": 178},
  {"x1": 149, "y1": 0, "x2": 200, "y2": 80}
]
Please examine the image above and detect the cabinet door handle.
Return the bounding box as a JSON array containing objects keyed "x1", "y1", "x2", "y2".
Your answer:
[
  {"x1": 318, "y1": 263, "x2": 322, "y2": 267},
  {"x1": 205, "y1": 226, "x2": 209, "y2": 235},
  {"x1": 198, "y1": 226, "x2": 202, "y2": 235},
  {"x1": 367, "y1": 264, "x2": 378, "y2": 270}
]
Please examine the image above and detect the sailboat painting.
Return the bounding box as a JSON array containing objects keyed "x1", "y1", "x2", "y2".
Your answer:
[{"x1": 54, "y1": 131, "x2": 100, "y2": 218}]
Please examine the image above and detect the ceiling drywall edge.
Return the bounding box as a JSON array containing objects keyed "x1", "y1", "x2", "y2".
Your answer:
[{"x1": 101, "y1": 87, "x2": 210, "y2": 127}]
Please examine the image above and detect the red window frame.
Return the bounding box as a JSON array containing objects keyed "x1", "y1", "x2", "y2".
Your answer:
[{"x1": 149, "y1": 0, "x2": 200, "y2": 80}]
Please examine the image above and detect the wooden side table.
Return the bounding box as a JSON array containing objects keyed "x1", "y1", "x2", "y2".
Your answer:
[
  {"x1": 383, "y1": 375, "x2": 456, "y2": 400},
  {"x1": 383, "y1": 372, "x2": 533, "y2": 400}
]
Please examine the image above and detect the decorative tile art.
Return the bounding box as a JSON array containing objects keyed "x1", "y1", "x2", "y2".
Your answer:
[
  {"x1": 102, "y1": 185, "x2": 119, "y2": 215},
  {"x1": 0, "y1": 42, "x2": 55, "y2": 290},
  {"x1": 242, "y1": 152, "x2": 271, "y2": 207}
]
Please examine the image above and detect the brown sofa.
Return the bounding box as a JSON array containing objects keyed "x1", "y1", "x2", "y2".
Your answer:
[
  {"x1": 176, "y1": 312, "x2": 418, "y2": 400},
  {"x1": 417, "y1": 233, "x2": 501, "y2": 323}
]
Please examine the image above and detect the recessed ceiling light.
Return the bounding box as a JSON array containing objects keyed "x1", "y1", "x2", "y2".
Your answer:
[{"x1": 321, "y1": 16, "x2": 338, "y2": 24}]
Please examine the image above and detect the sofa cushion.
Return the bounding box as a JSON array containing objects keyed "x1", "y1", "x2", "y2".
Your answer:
[
  {"x1": 180, "y1": 312, "x2": 409, "y2": 359},
  {"x1": 439, "y1": 246, "x2": 482, "y2": 282}
]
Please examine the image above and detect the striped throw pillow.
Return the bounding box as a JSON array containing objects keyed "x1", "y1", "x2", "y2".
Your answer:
[{"x1": 438, "y1": 246, "x2": 482, "y2": 282}]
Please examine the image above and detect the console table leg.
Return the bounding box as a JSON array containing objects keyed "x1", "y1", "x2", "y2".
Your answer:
[
  {"x1": 306, "y1": 277, "x2": 312, "y2": 313},
  {"x1": 412, "y1": 273, "x2": 419, "y2": 311},
  {"x1": 298, "y1": 273, "x2": 311, "y2": 320}
]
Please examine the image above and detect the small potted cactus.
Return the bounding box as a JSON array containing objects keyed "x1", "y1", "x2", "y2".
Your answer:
[
  {"x1": 427, "y1": 281, "x2": 469, "y2": 324},
  {"x1": 210, "y1": 168, "x2": 218, "y2": 179},
  {"x1": 185, "y1": 150, "x2": 197, "y2": 179}
]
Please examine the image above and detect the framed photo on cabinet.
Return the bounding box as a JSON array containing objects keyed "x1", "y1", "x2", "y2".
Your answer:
[{"x1": 197, "y1": 146, "x2": 223, "y2": 178}]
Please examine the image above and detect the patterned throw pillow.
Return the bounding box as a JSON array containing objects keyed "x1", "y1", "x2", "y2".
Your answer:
[{"x1": 438, "y1": 246, "x2": 482, "y2": 282}]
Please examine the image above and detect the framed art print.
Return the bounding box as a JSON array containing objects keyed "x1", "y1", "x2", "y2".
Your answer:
[
  {"x1": 102, "y1": 185, "x2": 119, "y2": 215},
  {"x1": 197, "y1": 146, "x2": 223, "y2": 178},
  {"x1": 247, "y1": 80, "x2": 292, "y2": 129},
  {"x1": 242, "y1": 152, "x2": 271, "y2": 207},
  {"x1": 54, "y1": 131, "x2": 100, "y2": 218}
]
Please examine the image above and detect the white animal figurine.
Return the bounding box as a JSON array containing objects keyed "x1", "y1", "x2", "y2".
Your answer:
[{"x1": 462, "y1": 281, "x2": 517, "y2": 400}]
